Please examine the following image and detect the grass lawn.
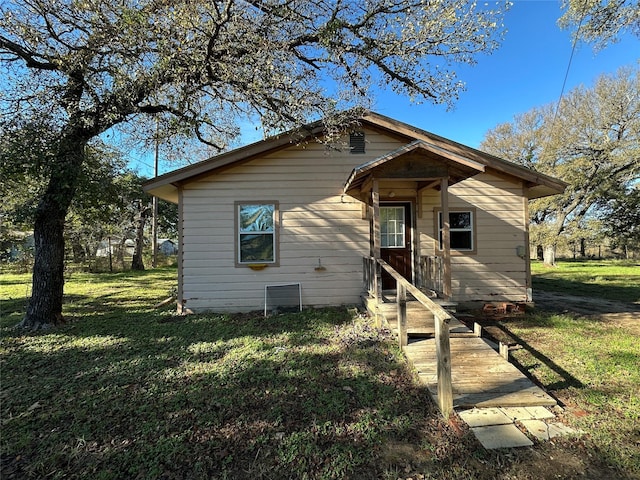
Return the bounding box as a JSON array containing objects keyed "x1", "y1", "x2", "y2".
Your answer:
[
  {"x1": 493, "y1": 311, "x2": 640, "y2": 478},
  {"x1": 531, "y1": 259, "x2": 640, "y2": 303},
  {"x1": 1, "y1": 266, "x2": 638, "y2": 479}
]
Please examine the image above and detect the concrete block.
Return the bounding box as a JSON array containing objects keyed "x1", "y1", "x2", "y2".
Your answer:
[
  {"x1": 500, "y1": 407, "x2": 533, "y2": 421},
  {"x1": 459, "y1": 408, "x2": 512, "y2": 427},
  {"x1": 520, "y1": 420, "x2": 580, "y2": 441},
  {"x1": 471, "y1": 424, "x2": 534, "y2": 449},
  {"x1": 500, "y1": 406, "x2": 555, "y2": 421},
  {"x1": 525, "y1": 406, "x2": 555, "y2": 419},
  {"x1": 519, "y1": 419, "x2": 552, "y2": 441}
]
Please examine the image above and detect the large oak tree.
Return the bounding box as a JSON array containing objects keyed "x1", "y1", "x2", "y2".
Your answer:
[
  {"x1": 1, "y1": 0, "x2": 508, "y2": 329},
  {"x1": 559, "y1": 0, "x2": 640, "y2": 49},
  {"x1": 480, "y1": 67, "x2": 640, "y2": 262}
]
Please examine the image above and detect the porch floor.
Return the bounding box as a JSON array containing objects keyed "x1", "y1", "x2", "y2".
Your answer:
[{"x1": 367, "y1": 298, "x2": 557, "y2": 409}]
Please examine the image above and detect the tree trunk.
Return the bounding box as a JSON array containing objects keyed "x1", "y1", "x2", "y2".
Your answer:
[
  {"x1": 131, "y1": 206, "x2": 150, "y2": 271},
  {"x1": 536, "y1": 244, "x2": 544, "y2": 260},
  {"x1": 108, "y1": 236, "x2": 113, "y2": 272},
  {"x1": 580, "y1": 238, "x2": 586, "y2": 257},
  {"x1": 116, "y1": 237, "x2": 125, "y2": 269},
  {"x1": 543, "y1": 245, "x2": 556, "y2": 266},
  {"x1": 18, "y1": 134, "x2": 86, "y2": 330},
  {"x1": 71, "y1": 239, "x2": 86, "y2": 263},
  {"x1": 22, "y1": 212, "x2": 67, "y2": 328}
]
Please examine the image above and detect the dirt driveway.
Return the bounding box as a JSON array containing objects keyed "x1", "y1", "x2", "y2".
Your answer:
[{"x1": 533, "y1": 290, "x2": 640, "y2": 334}]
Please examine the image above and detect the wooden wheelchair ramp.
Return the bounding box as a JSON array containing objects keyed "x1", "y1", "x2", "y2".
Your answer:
[
  {"x1": 377, "y1": 300, "x2": 556, "y2": 409},
  {"x1": 405, "y1": 336, "x2": 556, "y2": 408}
]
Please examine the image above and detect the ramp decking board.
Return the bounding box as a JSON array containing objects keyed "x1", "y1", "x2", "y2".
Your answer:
[{"x1": 373, "y1": 299, "x2": 557, "y2": 408}]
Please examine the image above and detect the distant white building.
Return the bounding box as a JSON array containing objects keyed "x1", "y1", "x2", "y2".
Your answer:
[
  {"x1": 95, "y1": 238, "x2": 135, "y2": 258},
  {"x1": 158, "y1": 239, "x2": 178, "y2": 256}
]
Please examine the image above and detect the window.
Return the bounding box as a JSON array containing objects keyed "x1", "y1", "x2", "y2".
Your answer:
[
  {"x1": 438, "y1": 210, "x2": 475, "y2": 252},
  {"x1": 381, "y1": 206, "x2": 405, "y2": 248},
  {"x1": 236, "y1": 202, "x2": 278, "y2": 265},
  {"x1": 349, "y1": 131, "x2": 365, "y2": 154}
]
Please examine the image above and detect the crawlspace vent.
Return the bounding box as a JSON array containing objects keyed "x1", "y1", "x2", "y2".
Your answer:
[{"x1": 264, "y1": 283, "x2": 302, "y2": 316}]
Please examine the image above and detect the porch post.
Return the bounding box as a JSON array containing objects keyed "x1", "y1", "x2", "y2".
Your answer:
[
  {"x1": 440, "y1": 178, "x2": 452, "y2": 300},
  {"x1": 434, "y1": 311, "x2": 453, "y2": 417},
  {"x1": 372, "y1": 179, "x2": 383, "y2": 302},
  {"x1": 396, "y1": 281, "x2": 407, "y2": 349}
]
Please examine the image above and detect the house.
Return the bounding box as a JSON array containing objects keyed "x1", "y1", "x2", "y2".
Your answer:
[
  {"x1": 144, "y1": 112, "x2": 566, "y2": 314},
  {"x1": 157, "y1": 238, "x2": 178, "y2": 256}
]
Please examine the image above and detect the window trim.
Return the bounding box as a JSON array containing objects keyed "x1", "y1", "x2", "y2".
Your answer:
[
  {"x1": 435, "y1": 207, "x2": 477, "y2": 254},
  {"x1": 235, "y1": 201, "x2": 280, "y2": 267}
]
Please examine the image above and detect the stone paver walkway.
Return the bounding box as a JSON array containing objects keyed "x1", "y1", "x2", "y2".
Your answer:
[{"x1": 459, "y1": 406, "x2": 582, "y2": 449}]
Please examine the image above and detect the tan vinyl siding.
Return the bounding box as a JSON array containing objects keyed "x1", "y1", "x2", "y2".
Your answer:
[
  {"x1": 417, "y1": 189, "x2": 440, "y2": 255},
  {"x1": 417, "y1": 173, "x2": 529, "y2": 302},
  {"x1": 179, "y1": 125, "x2": 532, "y2": 311},
  {"x1": 180, "y1": 129, "x2": 404, "y2": 312},
  {"x1": 452, "y1": 173, "x2": 528, "y2": 302}
]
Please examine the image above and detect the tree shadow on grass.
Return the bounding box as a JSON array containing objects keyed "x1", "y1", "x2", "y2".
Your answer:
[
  {"x1": 5, "y1": 305, "x2": 636, "y2": 479},
  {"x1": 475, "y1": 317, "x2": 585, "y2": 395},
  {"x1": 533, "y1": 277, "x2": 640, "y2": 304},
  {"x1": 1, "y1": 308, "x2": 457, "y2": 479}
]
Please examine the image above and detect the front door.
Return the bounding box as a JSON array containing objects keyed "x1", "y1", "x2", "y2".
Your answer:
[{"x1": 380, "y1": 203, "x2": 412, "y2": 290}]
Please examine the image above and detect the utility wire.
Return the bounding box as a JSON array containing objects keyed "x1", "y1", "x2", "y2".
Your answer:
[{"x1": 549, "y1": 1, "x2": 589, "y2": 131}]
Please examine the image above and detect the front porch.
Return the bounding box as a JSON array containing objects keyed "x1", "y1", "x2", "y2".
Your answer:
[
  {"x1": 347, "y1": 140, "x2": 556, "y2": 416},
  {"x1": 344, "y1": 139, "x2": 488, "y2": 303}
]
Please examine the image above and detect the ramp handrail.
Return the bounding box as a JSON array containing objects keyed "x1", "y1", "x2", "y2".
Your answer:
[{"x1": 364, "y1": 256, "x2": 453, "y2": 417}]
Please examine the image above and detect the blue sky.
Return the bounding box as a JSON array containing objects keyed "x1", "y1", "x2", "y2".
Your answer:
[
  {"x1": 371, "y1": 0, "x2": 639, "y2": 149},
  {"x1": 133, "y1": 0, "x2": 639, "y2": 176}
]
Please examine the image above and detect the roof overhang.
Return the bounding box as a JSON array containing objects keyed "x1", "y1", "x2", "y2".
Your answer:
[
  {"x1": 344, "y1": 140, "x2": 485, "y2": 199},
  {"x1": 357, "y1": 113, "x2": 568, "y2": 199},
  {"x1": 143, "y1": 121, "x2": 328, "y2": 203},
  {"x1": 143, "y1": 110, "x2": 567, "y2": 204}
]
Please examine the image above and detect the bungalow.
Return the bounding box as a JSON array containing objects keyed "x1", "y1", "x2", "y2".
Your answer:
[{"x1": 144, "y1": 112, "x2": 566, "y2": 314}]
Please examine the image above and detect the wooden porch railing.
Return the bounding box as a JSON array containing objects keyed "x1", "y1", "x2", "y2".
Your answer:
[
  {"x1": 363, "y1": 256, "x2": 453, "y2": 418},
  {"x1": 419, "y1": 255, "x2": 444, "y2": 297}
]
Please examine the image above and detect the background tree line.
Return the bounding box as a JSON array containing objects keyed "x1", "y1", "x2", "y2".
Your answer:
[
  {"x1": 481, "y1": 67, "x2": 640, "y2": 263},
  {"x1": 0, "y1": 126, "x2": 177, "y2": 272}
]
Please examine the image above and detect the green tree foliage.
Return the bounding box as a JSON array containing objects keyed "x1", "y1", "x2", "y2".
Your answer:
[
  {"x1": 481, "y1": 67, "x2": 640, "y2": 259},
  {"x1": 1, "y1": 0, "x2": 509, "y2": 328},
  {"x1": 598, "y1": 185, "x2": 640, "y2": 257},
  {"x1": 157, "y1": 201, "x2": 178, "y2": 240},
  {"x1": 0, "y1": 124, "x2": 167, "y2": 268},
  {"x1": 559, "y1": 0, "x2": 640, "y2": 49},
  {"x1": 0, "y1": 123, "x2": 124, "y2": 233}
]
